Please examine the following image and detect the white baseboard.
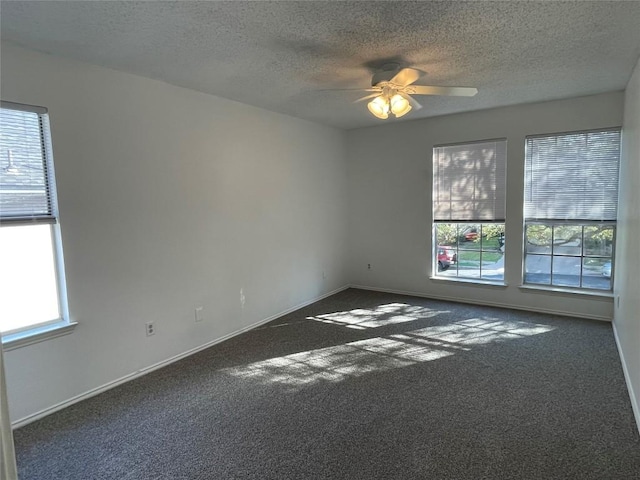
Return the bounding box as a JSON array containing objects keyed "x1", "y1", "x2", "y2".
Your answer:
[
  {"x1": 612, "y1": 322, "x2": 640, "y2": 435},
  {"x1": 12, "y1": 285, "x2": 349, "y2": 429},
  {"x1": 349, "y1": 284, "x2": 612, "y2": 322}
]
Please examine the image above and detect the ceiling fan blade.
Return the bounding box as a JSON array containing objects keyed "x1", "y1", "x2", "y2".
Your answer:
[
  {"x1": 409, "y1": 85, "x2": 478, "y2": 97},
  {"x1": 354, "y1": 93, "x2": 381, "y2": 103},
  {"x1": 328, "y1": 87, "x2": 381, "y2": 93},
  {"x1": 400, "y1": 92, "x2": 423, "y2": 111},
  {"x1": 389, "y1": 67, "x2": 422, "y2": 87}
]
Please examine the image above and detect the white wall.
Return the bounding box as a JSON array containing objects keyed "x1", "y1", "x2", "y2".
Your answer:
[
  {"x1": 615, "y1": 55, "x2": 640, "y2": 428},
  {"x1": 347, "y1": 92, "x2": 623, "y2": 320},
  {"x1": 0, "y1": 44, "x2": 349, "y2": 423}
]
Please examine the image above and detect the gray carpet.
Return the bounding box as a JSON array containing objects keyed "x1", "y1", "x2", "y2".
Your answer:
[{"x1": 13, "y1": 288, "x2": 640, "y2": 479}]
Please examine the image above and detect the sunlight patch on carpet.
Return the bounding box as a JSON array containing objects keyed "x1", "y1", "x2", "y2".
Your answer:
[
  {"x1": 307, "y1": 303, "x2": 447, "y2": 329},
  {"x1": 222, "y1": 337, "x2": 454, "y2": 385},
  {"x1": 405, "y1": 318, "x2": 555, "y2": 346},
  {"x1": 222, "y1": 317, "x2": 555, "y2": 386}
]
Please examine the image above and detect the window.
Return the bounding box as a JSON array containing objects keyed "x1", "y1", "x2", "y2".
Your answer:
[
  {"x1": 433, "y1": 139, "x2": 507, "y2": 283},
  {"x1": 0, "y1": 101, "x2": 70, "y2": 342},
  {"x1": 523, "y1": 129, "x2": 620, "y2": 291}
]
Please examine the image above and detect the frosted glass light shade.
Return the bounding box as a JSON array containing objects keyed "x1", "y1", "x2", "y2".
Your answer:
[
  {"x1": 390, "y1": 94, "x2": 411, "y2": 117},
  {"x1": 368, "y1": 96, "x2": 390, "y2": 119}
]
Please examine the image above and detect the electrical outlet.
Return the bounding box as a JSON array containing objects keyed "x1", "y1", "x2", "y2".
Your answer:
[
  {"x1": 145, "y1": 321, "x2": 155, "y2": 336},
  {"x1": 195, "y1": 306, "x2": 204, "y2": 322},
  {"x1": 368, "y1": 263, "x2": 371, "y2": 270}
]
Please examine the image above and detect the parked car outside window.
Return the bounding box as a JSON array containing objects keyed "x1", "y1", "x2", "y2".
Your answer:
[{"x1": 437, "y1": 246, "x2": 457, "y2": 271}]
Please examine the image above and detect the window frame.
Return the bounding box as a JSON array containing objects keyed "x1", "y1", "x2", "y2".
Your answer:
[
  {"x1": 523, "y1": 220, "x2": 615, "y2": 291},
  {"x1": 432, "y1": 138, "x2": 507, "y2": 285},
  {"x1": 0, "y1": 100, "x2": 74, "y2": 349},
  {"x1": 433, "y1": 221, "x2": 506, "y2": 284},
  {"x1": 522, "y1": 128, "x2": 621, "y2": 293}
]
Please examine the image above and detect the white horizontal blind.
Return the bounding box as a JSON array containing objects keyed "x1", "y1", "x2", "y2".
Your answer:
[
  {"x1": 0, "y1": 103, "x2": 55, "y2": 221},
  {"x1": 433, "y1": 139, "x2": 507, "y2": 221},
  {"x1": 524, "y1": 129, "x2": 620, "y2": 221}
]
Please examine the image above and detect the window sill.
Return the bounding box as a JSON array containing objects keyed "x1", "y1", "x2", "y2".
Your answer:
[
  {"x1": 429, "y1": 276, "x2": 507, "y2": 288},
  {"x1": 2, "y1": 321, "x2": 77, "y2": 351},
  {"x1": 519, "y1": 284, "x2": 614, "y2": 299}
]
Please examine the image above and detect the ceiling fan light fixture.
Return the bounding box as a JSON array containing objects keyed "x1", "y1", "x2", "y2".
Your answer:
[
  {"x1": 367, "y1": 95, "x2": 390, "y2": 119},
  {"x1": 354, "y1": 66, "x2": 477, "y2": 120},
  {"x1": 390, "y1": 94, "x2": 412, "y2": 117}
]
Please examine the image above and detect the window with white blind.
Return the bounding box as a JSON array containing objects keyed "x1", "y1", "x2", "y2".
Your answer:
[
  {"x1": 523, "y1": 128, "x2": 620, "y2": 291},
  {"x1": 432, "y1": 139, "x2": 507, "y2": 283},
  {"x1": 0, "y1": 101, "x2": 71, "y2": 345}
]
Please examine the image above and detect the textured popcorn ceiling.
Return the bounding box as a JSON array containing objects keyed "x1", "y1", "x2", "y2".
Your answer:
[{"x1": 2, "y1": 1, "x2": 640, "y2": 129}]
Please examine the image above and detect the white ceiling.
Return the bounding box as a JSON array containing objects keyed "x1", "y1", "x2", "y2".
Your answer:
[{"x1": 2, "y1": 1, "x2": 640, "y2": 129}]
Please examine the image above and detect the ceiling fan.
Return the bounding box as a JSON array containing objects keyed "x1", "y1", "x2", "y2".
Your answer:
[{"x1": 352, "y1": 64, "x2": 478, "y2": 120}]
